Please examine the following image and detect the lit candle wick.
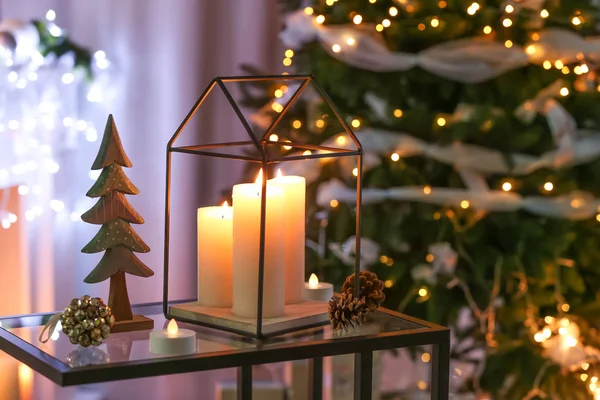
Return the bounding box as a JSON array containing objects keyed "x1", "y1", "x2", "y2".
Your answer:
[
  {"x1": 308, "y1": 273, "x2": 319, "y2": 289},
  {"x1": 221, "y1": 201, "x2": 228, "y2": 219}
]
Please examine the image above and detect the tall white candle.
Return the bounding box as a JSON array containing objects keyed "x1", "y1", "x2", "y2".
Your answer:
[
  {"x1": 197, "y1": 202, "x2": 233, "y2": 307},
  {"x1": 232, "y1": 170, "x2": 285, "y2": 318},
  {"x1": 270, "y1": 170, "x2": 306, "y2": 304}
]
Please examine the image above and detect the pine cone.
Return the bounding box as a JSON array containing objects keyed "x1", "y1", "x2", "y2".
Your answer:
[
  {"x1": 328, "y1": 293, "x2": 367, "y2": 332},
  {"x1": 341, "y1": 271, "x2": 385, "y2": 312}
]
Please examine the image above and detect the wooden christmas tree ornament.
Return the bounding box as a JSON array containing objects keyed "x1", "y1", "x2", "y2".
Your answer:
[{"x1": 81, "y1": 114, "x2": 154, "y2": 333}]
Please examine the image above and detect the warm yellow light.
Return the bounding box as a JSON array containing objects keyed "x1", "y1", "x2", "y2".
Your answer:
[
  {"x1": 582, "y1": 373, "x2": 589, "y2": 382},
  {"x1": 577, "y1": 52, "x2": 585, "y2": 61},
  {"x1": 596, "y1": 214, "x2": 600, "y2": 222},
  {"x1": 559, "y1": 327, "x2": 567, "y2": 336},
  {"x1": 389, "y1": 7, "x2": 398, "y2": 16},
  {"x1": 525, "y1": 45, "x2": 536, "y2": 55},
  {"x1": 380, "y1": 255, "x2": 388, "y2": 263},
  {"x1": 460, "y1": 200, "x2": 470, "y2": 209},
  {"x1": 405, "y1": 4, "x2": 415, "y2": 12},
  {"x1": 502, "y1": 18, "x2": 513, "y2": 27},
  {"x1": 369, "y1": 0, "x2": 376, "y2": 3},
  {"x1": 544, "y1": 315, "x2": 554, "y2": 324},
  {"x1": 346, "y1": 37, "x2": 356, "y2": 46},
  {"x1": 483, "y1": 26, "x2": 492, "y2": 34},
  {"x1": 543, "y1": 60, "x2": 552, "y2": 69},
  {"x1": 352, "y1": 167, "x2": 358, "y2": 177},
  {"x1": 417, "y1": 381, "x2": 427, "y2": 390},
  {"x1": 554, "y1": 60, "x2": 564, "y2": 69},
  {"x1": 308, "y1": 273, "x2": 319, "y2": 289},
  {"x1": 418, "y1": 23, "x2": 426, "y2": 31},
  {"x1": 531, "y1": 32, "x2": 540, "y2": 41},
  {"x1": 418, "y1": 287, "x2": 428, "y2": 297},
  {"x1": 505, "y1": 40, "x2": 513, "y2": 48},
  {"x1": 431, "y1": 18, "x2": 440, "y2": 28},
  {"x1": 501, "y1": 181, "x2": 512, "y2": 191},
  {"x1": 167, "y1": 319, "x2": 179, "y2": 336},
  {"x1": 283, "y1": 140, "x2": 293, "y2": 150},
  {"x1": 581, "y1": 64, "x2": 590, "y2": 73},
  {"x1": 332, "y1": 44, "x2": 341, "y2": 53},
  {"x1": 544, "y1": 182, "x2": 554, "y2": 191},
  {"x1": 330, "y1": 199, "x2": 339, "y2": 208},
  {"x1": 421, "y1": 353, "x2": 431, "y2": 362},
  {"x1": 534, "y1": 332, "x2": 544, "y2": 342},
  {"x1": 467, "y1": 7, "x2": 476, "y2": 15},
  {"x1": 438, "y1": 0, "x2": 447, "y2": 8},
  {"x1": 423, "y1": 185, "x2": 432, "y2": 195},
  {"x1": 565, "y1": 335, "x2": 578, "y2": 347},
  {"x1": 316, "y1": 15, "x2": 325, "y2": 24},
  {"x1": 572, "y1": 16, "x2": 582, "y2": 26},
  {"x1": 272, "y1": 102, "x2": 284, "y2": 112},
  {"x1": 562, "y1": 66, "x2": 570, "y2": 74},
  {"x1": 560, "y1": 318, "x2": 570, "y2": 328},
  {"x1": 351, "y1": 118, "x2": 361, "y2": 128},
  {"x1": 292, "y1": 120, "x2": 302, "y2": 129},
  {"x1": 269, "y1": 133, "x2": 279, "y2": 142},
  {"x1": 336, "y1": 135, "x2": 348, "y2": 145},
  {"x1": 394, "y1": 109, "x2": 403, "y2": 118},
  {"x1": 391, "y1": 153, "x2": 400, "y2": 162},
  {"x1": 285, "y1": 49, "x2": 294, "y2": 58},
  {"x1": 326, "y1": 0, "x2": 334, "y2": 6},
  {"x1": 276, "y1": 169, "x2": 283, "y2": 178},
  {"x1": 376, "y1": 24, "x2": 384, "y2": 32},
  {"x1": 222, "y1": 201, "x2": 229, "y2": 210},
  {"x1": 562, "y1": 303, "x2": 570, "y2": 312},
  {"x1": 540, "y1": 9, "x2": 549, "y2": 18},
  {"x1": 437, "y1": 117, "x2": 446, "y2": 126},
  {"x1": 543, "y1": 327, "x2": 552, "y2": 338},
  {"x1": 274, "y1": 89, "x2": 283, "y2": 98},
  {"x1": 559, "y1": 87, "x2": 569, "y2": 97},
  {"x1": 303, "y1": 150, "x2": 312, "y2": 156},
  {"x1": 583, "y1": 363, "x2": 590, "y2": 371},
  {"x1": 255, "y1": 169, "x2": 264, "y2": 184},
  {"x1": 353, "y1": 15, "x2": 363, "y2": 24},
  {"x1": 382, "y1": 19, "x2": 391, "y2": 28},
  {"x1": 384, "y1": 280, "x2": 393, "y2": 288},
  {"x1": 505, "y1": 4, "x2": 514, "y2": 13},
  {"x1": 316, "y1": 119, "x2": 325, "y2": 128},
  {"x1": 425, "y1": 253, "x2": 434, "y2": 263},
  {"x1": 304, "y1": 6, "x2": 314, "y2": 15},
  {"x1": 433, "y1": 212, "x2": 441, "y2": 220},
  {"x1": 283, "y1": 58, "x2": 292, "y2": 67}
]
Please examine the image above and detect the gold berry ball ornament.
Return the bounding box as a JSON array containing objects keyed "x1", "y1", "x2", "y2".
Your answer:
[{"x1": 61, "y1": 295, "x2": 115, "y2": 347}]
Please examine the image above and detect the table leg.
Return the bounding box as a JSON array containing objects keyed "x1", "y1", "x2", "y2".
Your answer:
[
  {"x1": 431, "y1": 341, "x2": 450, "y2": 400},
  {"x1": 237, "y1": 365, "x2": 252, "y2": 400},
  {"x1": 308, "y1": 357, "x2": 323, "y2": 400},
  {"x1": 353, "y1": 351, "x2": 373, "y2": 400}
]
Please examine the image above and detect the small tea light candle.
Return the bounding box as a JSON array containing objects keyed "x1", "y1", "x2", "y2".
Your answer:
[
  {"x1": 150, "y1": 320, "x2": 196, "y2": 356},
  {"x1": 304, "y1": 274, "x2": 333, "y2": 302}
]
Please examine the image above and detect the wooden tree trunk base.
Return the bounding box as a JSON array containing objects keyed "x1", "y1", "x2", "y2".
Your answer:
[{"x1": 110, "y1": 314, "x2": 154, "y2": 333}]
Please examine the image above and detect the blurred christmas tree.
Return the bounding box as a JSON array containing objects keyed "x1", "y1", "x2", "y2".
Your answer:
[{"x1": 242, "y1": 0, "x2": 600, "y2": 398}]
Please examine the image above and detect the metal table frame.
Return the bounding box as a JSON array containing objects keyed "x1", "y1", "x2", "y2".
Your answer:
[{"x1": 0, "y1": 302, "x2": 450, "y2": 400}]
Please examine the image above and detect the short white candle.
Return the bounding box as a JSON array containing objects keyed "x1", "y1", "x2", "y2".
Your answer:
[
  {"x1": 304, "y1": 274, "x2": 333, "y2": 302},
  {"x1": 232, "y1": 169, "x2": 286, "y2": 319},
  {"x1": 150, "y1": 319, "x2": 196, "y2": 356},
  {"x1": 270, "y1": 170, "x2": 306, "y2": 305},
  {"x1": 197, "y1": 201, "x2": 233, "y2": 307}
]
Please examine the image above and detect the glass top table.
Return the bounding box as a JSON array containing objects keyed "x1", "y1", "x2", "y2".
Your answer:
[{"x1": 0, "y1": 302, "x2": 450, "y2": 400}]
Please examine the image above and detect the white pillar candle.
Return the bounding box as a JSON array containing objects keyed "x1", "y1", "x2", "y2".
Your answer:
[
  {"x1": 304, "y1": 274, "x2": 334, "y2": 302},
  {"x1": 150, "y1": 320, "x2": 196, "y2": 356},
  {"x1": 197, "y1": 202, "x2": 233, "y2": 307},
  {"x1": 232, "y1": 170, "x2": 285, "y2": 318},
  {"x1": 270, "y1": 171, "x2": 306, "y2": 304}
]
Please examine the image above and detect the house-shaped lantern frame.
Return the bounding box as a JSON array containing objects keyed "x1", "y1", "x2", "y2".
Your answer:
[{"x1": 163, "y1": 75, "x2": 363, "y2": 338}]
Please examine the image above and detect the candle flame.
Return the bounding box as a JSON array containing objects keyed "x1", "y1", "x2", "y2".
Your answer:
[
  {"x1": 277, "y1": 169, "x2": 283, "y2": 178},
  {"x1": 255, "y1": 168, "x2": 263, "y2": 184},
  {"x1": 167, "y1": 319, "x2": 179, "y2": 336},
  {"x1": 309, "y1": 273, "x2": 319, "y2": 289},
  {"x1": 222, "y1": 201, "x2": 229, "y2": 208}
]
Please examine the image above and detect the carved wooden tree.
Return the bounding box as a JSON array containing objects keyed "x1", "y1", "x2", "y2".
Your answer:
[{"x1": 81, "y1": 114, "x2": 154, "y2": 332}]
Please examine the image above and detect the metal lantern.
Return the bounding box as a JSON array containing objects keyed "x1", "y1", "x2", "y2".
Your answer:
[{"x1": 163, "y1": 75, "x2": 363, "y2": 338}]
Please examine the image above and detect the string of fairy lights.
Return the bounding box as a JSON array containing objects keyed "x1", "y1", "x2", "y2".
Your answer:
[
  {"x1": 0, "y1": 9, "x2": 112, "y2": 230},
  {"x1": 268, "y1": 0, "x2": 600, "y2": 396}
]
